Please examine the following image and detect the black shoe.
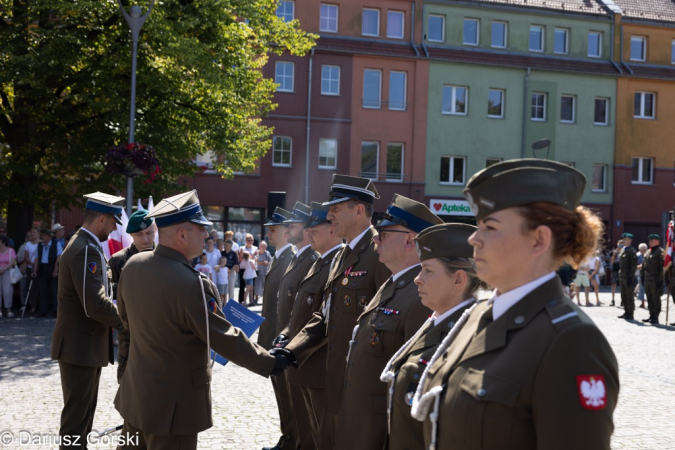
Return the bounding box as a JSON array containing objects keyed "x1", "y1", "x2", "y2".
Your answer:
[
  {"x1": 610, "y1": 300, "x2": 615, "y2": 306},
  {"x1": 650, "y1": 317, "x2": 660, "y2": 325},
  {"x1": 670, "y1": 322, "x2": 675, "y2": 326},
  {"x1": 641, "y1": 318, "x2": 652, "y2": 323},
  {"x1": 618, "y1": 313, "x2": 633, "y2": 320}
]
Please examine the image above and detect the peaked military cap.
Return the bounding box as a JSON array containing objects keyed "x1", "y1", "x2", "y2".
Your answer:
[
  {"x1": 375, "y1": 194, "x2": 443, "y2": 233},
  {"x1": 463, "y1": 158, "x2": 586, "y2": 221},
  {"x1": 305, "y1": 202, "x2": 331, "y2": 229},
  {"x1": 264, "y1": 207, "x2": 293, "y2": 227},
  {"x1": 622, "y1": 232, "x2": 633, "y2": 239},
  {"x1": 414, "y1": 223, "x2": 476, "y2": 260},
  {"x1": 648, "y1": 233, "x2": 660, "y2": 240},
  {"x1": 284, "y1": 202, "x2": 312, "y2": 225},
  {"x1": 84, "y1": 192, "x2": 125, "y2": 225},
  {"x1": 146, "y1": 190, "x2": 212, "y2": 228},
  {"x1": 127, "y1": 209, "x2": 154, "y2": 234},
  {"x1": 323, "y1": 174, "x2": 380, "y2": 206}
]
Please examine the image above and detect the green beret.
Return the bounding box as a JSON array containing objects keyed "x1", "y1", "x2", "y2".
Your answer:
[
  {"x1": 463, "y1": 159, "x2": 586, "y2": 221},
  {"x1": 127, "y1": 209, "x2": 154, "y2": 234},
  {"x1": 622, "y1": 232, "x2": 633, "y2": 239},
  {"x1": 648, "y1": 233, "x2": 660, "y2": 240},
  {"x1": 414, "y1": 223, "x2": 476, "y2": 261}
]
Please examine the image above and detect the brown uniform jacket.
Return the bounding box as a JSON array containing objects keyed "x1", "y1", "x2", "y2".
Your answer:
[
  {"x1": 257, "y1": 244, "x2": 296, "y2": 349},
  {"x1": 114, "y1": 245, "x2": 276, "y2": 436},
  {"x1": 386, "y1": 301, "x2": 474, "y2": 450},
  {"x1": 420, "y1": 278, "x2": 619, "y2": 450},
  {"x1": 275, "y1": 245, "x2": 319, "y2": 335},
  {"x1": 286, "y1": 227, "x2": 390, "y2": 414},
  {"x1": 51, "y1": 229, "x2": 122, "y2": 367},
  {"x1": 337, "y1": 266, "x2": 430, "y2": 450},
  {"x1": 281, "y1": 245, "x2": 343, "y2": 387}
]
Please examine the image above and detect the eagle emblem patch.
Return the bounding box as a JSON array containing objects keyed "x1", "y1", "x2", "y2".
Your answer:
[{"x1": 576, "y1": 375, "x2": 607, "y2": 411}]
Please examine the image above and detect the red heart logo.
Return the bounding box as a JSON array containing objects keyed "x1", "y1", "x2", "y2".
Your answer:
[{"x1": 433, "y1": 203, "x2": 442, "y2": 211}]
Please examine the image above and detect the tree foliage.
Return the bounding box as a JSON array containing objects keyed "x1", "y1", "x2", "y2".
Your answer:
[{"x1": 0, "y1": 0, "x2": 315, "y2": 237}]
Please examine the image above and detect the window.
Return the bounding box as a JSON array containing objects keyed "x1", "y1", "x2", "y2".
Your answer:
[
  {"x1": 531, "y1": 93, "x2": 546, "y2": 121},
  {"x1": 487, "y1": 89, "x2": 504, "y2": 118},
  {"x1": 319, "y1": 138, "x2": 337, "y2": 169},
  {"x1": 428, "y1": 14, "x2": 445, "y2": 42},
  {"x1": 272, "y1": 136, "x2": 292, "y2": 167},
  {"x1": 588, "y1": 32, "x2": 602, "y2": 58},
  {"x1": 634, "y1": 92, "x2": 655, "y2": 119},
  {"x1": 275, "y1": 62, "x2": 294, "y2": 92},
  {"x1": 440, "y1": 156, "x2": 466, "y2": 185},
  {"x1": 594, "y1": 98, "x2": 609, "y2": 125},
  {"x1": 529, "y1": 26, "x2": 544, "y2": 52},
  {"x1": 363, "y1": 69, "x2": 382, "y2": 108},
  {"x1": 387, "y1": 11, "x2": 404, "y2": 39},
  {"x1": 592, "y1": 164, "x2": 607, "y2": 192},
  {"x1": 386, "y1": 143, "x2": 404, "y2": 181},
  {"x1": 554, "y1": 28, "x2": 569, "y2": 54},
  {"x1": 630, "y1": 36, "x2": 646, "y2": 61},
  {"x1": 632, "y1": 157, "x2": 653, "y2": 184},
  {"x1": 492, "y1": 21, "x2": 507, "y2": 48},
  {"x1": 486, "y1": 158, "x2": 502, "y2": 168},
  {"x1": 388, "y1": 71, "x2": 407, "y2": 111},
  {"x1": 361, "y1": 142, "x2": 379, "y2": 179},
  {"x1": 560, "y1": 95, "x2": 575, "y2": 123},
  {"x1": 362, "y1": 8, "x2": 380, "y2": 36},
  {"x1": 463, "y1": 18, "x2": 479, "y2": 46},
  {"x1": 321, "y1": 65, "x2": 340, "y2": 95},
  {"x1": 442, "y1": 86, "x2": 468, "y2": 115},
  {"x1": 276, "y1": 0, "x2": 294, "y2": 22},
  {"x1": 320, "y1": 4, "x2": 338, "y2": 32}
]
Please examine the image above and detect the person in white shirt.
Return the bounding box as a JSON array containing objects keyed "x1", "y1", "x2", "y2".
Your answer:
[
  {"x1": 203, "y1": 236, "x2": 221, "y2": 273},
  {"x1": 574, "y1": 256, "x2": 593, "y2": 306},
  {"x1": 21, "y1": 227, "x2": 41, "y2": 313},
  {"x1": 239, "y1": 252, "x2": 257, "y2": 305},
  {"x1": 214, "y1": 256, "x2": 229, "y2": 304},
  {"x1": 194, "y1": 253, "x2": 214, "y2": 283}
]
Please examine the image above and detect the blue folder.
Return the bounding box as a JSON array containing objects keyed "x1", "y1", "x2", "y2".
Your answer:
[{"x1": 210, "y1": 299, "x2": 265, "y2": 366}]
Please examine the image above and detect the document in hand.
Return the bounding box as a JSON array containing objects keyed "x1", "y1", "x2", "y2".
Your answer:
[{"x1": 211, "y1": 299, "x2": 265, "y2": 365}]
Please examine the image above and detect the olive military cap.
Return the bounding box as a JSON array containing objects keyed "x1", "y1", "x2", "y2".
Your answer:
[
  {"x1": 648, "y1": 233, "x2": 660, "y2": 240},
  {"x1": 463, "y1": 159, "x2": 586, "y2": 221},
  {"x1": 284, "y1": 202, "x2": 312, "y2": 225},
  {"x1": 622, "y1": 232, "x2": 633, "y2": 239},
  {"x1": 146, "y1": 190, "x2": 212, "y2": 228},
  {"x1": 264, "y1": 207, "x2": 293, "y2": 227},
  {"x1": 305, "y1": 202, "x2": 331, "y2": 229},
  {"x1": 323, "y1": 174, "x2": 380, "y2": 206},
  {"x1": 375, "y1": 194, "x2": 443, "y2": 233},
  {"x1": 84, "y1": 192, "x2": 126, "y2": 225},
  {"x1": 414, "y1": 223, "x2": 476, "y2": 260},
  {"x1": 127, "y1": 209, "x2": 154, "y2": 234}
]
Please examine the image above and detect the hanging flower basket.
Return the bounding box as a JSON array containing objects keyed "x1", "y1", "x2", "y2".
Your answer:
[{"x1": 104, "y1": 143, "x2": 160, "y2": 182}]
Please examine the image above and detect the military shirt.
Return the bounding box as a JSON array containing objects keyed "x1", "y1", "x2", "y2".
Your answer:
[
  {"x1": 275, "y1": 246, "x2": 319, "y2": 335},
  {"x1": 257, "y1": 244, "x2": 295, "y2": 349},
  {"x1": 643, "y1": 247, "x2": 664, "y2": 285},
  {"x1": 619, "y1": 246, "x2": 637, "y2": 283}
]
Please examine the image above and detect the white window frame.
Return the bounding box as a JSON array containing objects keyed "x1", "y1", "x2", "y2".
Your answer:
[
  {"x1": 388, "y1": 71, "x2": 407, "y2": 111},
  {"x1": 387, "y1": 11, "x2": 405, "y2": 39},
  {"x1": 440, "y1": 156, "x2": 466, "y2": 185},
  {"x1": 588, "y1": 31, "x2": 602, "y2": 58},
  {"x1": 363, "y1": 69, "x2": 382, "y2": 109},
  {"x1": 275, "y1": 61, "x2": 294, "y2": 93},
  {"x1": 361, "y1": 141, "x2": 380, "y2": 180},
  {"x1": 634, "y1": 92, "x2": 655, "y2": 119},
  {"x1": 362, "y1": 8, "x2": 380, "y2": 37},
  {"x1": 531, "y1": 92, "x2": 547, "y2": 121},
  {"x1": 386, "y1": 143, "x2": 404, "y2": 182},
  {"x1": 632, "y1": 157, "x2": 653, "y2": 185},
  {"x1": 491, "y1": 21, "x2": 507, "y2": 48},
  {"x1": 276, "y1": 0, "x2": 294, "y2": 22},
  {"x1": 560, "y1": 95, "x2": 576, "y2": 123},
  {"x1": 594, "y1": 97, "x2": 609, "y2": 125},
  {"x1": 318, "y1": 138, "x2": 338, "y2": 169},
  {"x1": 487, "y1": 89, "x2": 504, "y2": 118},
  {"x1": 463, "y1": 18, "x2": 480, "y2": 46},
  {"x1": 592, "y1": 164, "x2": 607, "y2": 192},
  {"x1": 554, "y1": 28, "x2": 569, "y2": 54},
  {"x1": 320, "y1": 4, "x2": 339, "y2": 33},
  {"x1": 630, "y1": 36, "x2": 646, "y2": 61},
  {"x1": 529, "y1": 25, "x2": 544, "y2": 52},
  {"x1": 272, "y1": 136, "x2": 292, "y2": 167},
  {"x1": 321, "y1": 65, "x2": 340, "y2": 96},
  {"x1": 427, "y1": 14, "x2": 445, "y2": 43},
  {"x1": 442, "y1": 85, "x2": 469, "y2": 116}
]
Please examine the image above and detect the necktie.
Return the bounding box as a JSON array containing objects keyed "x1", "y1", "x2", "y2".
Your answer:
[{"x1": 339, "y1": 246, "x2": 352, "y2": 269}]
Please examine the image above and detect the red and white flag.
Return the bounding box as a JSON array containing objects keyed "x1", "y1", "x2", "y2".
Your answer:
[
  {"x1": 665, "y1": 220, "x2": 674, "y2": 269},
  {"x1": 103, "y1": 208, "x2": 133, "y2": 259}
]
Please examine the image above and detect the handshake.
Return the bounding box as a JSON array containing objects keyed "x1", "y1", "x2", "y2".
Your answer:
[{"x1": 270, "y1": 334, "x2": 295, "y2": 377}]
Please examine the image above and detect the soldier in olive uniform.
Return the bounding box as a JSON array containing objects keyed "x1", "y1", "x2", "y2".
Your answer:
[
  {"x1": 618, "y1": 232, "x2": 638, "y2": 321},
  {"x1": 274, "y1": 202, "x2": 343, "y2": 449},
  {"x1": 641, "y1": 234, "x2": 664, "y2": 325},
  {"x1": 337, "y1": 195, "x2": 441, "y2": 449},
  {"x1": 411, "y1": 159, "x2": 618, "y2": 450},
  {"x1": 272, "y1": 174, "x2": 390, "y2": 446},
  {"x1": 381, "y1": 223, "x2": 482, "y2": 450},
  {"x1": 51, "y1": 192, "x2": 125, "y2": 449}
]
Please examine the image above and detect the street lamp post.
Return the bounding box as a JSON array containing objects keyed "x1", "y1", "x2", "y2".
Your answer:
[{"x1": 118, "y1": 0, "x2": 155, "y2": 215}]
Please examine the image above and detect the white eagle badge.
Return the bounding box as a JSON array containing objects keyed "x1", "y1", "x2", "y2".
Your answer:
[{"x1": 576, "y1": 375, "x2": 607, "y2": 411}]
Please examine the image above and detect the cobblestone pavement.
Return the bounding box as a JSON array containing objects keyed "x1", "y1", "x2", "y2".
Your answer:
[{"x1": 1, "y1": 291, "x2": 675, "y2": 449}]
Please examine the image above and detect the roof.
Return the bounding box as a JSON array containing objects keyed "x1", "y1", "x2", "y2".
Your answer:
[
  {"x1": 316, "y1": 36, "x2": 419, "y2": 59},
  {"x1": 613, "y1": 0, "x2": 675, "y2": 21},
  {"x1": 453, "y1": 0, "x2": 612, "y2": 15}
]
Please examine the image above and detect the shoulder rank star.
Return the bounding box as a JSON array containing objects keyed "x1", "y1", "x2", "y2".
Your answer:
[{"x1": 378, "y1": 307, "x2": 400, "y2": 315}]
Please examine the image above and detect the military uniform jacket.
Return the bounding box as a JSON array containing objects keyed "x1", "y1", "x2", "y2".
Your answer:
[
  {"x1": 337, "y1": 266, "x2": 430, "y2": 450},
  {"x1": 643, "y1": 246, "x2": 664, "y2": 286},
  {"x1": 286, "y1": 227, "x2": 390, "y2": 414},
  {"x1": 114, "y1": 245, "x2": 275, "y2": 436},
  {"x1": 281, "y1": 245, "x2": 343, "y2": 388},
  {"x1": 386, "y1": 302, "x2": 473, "y2": 450},
  {"x1": 257, "y1": 245, "x2": 295, "y2": 350},
  {"x1": 109, "y1": 243, "x2": 155, "y2": 299},
  {"x1": 619, "y1": 246, "x2": 637, "y2": 283},
  {"x1": 275, "y1": 246, "x2": 319, "y2": 335},
  {"x1": 420, "y1": 278, "x2": 619, "y2": 450},
  {"x1": 51, "y1": 229, "x2": 122, "y2": 367}
]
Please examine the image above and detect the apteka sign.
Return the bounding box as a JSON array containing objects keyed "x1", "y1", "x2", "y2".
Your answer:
[{"x1": 429, "y1": 199, "x2": 474, "y2": 216}]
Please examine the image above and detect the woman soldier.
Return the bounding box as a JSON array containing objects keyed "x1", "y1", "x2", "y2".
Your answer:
[
  {"x1": 412, "y1": 159, "x2": 619, "y2": 450},
  {"x1": 381, "y1": 223, "x2": 487, "y2": 450}
]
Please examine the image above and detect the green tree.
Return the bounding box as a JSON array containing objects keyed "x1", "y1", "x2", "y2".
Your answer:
[{"x1": 0, "y1": 0, "x2": 315, "y2": 239}]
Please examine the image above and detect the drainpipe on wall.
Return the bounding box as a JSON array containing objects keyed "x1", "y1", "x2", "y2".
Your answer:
[
  {"x1": 521, "y1": 67, "x2": 531, "y2": 158},
  {"x1": 421, "y1": 2, "x2": 429, "y2": 57},
  {"x1": 410, "y1": 2, "x2": 419, "y2": 57},
  {"x1": 620, "y1": 25, "x2": 633, "y2": 75},
  {"x1": 609, "y1": 22, "x2": 622, "y2": 73},
  {"x1": 304, "y1": 48, "x2": 315, "y2": 204}
]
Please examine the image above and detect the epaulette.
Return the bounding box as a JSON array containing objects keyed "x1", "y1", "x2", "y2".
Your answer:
[{"x1": 544, "y1": 298, "x2": 582, "y2": 332}]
